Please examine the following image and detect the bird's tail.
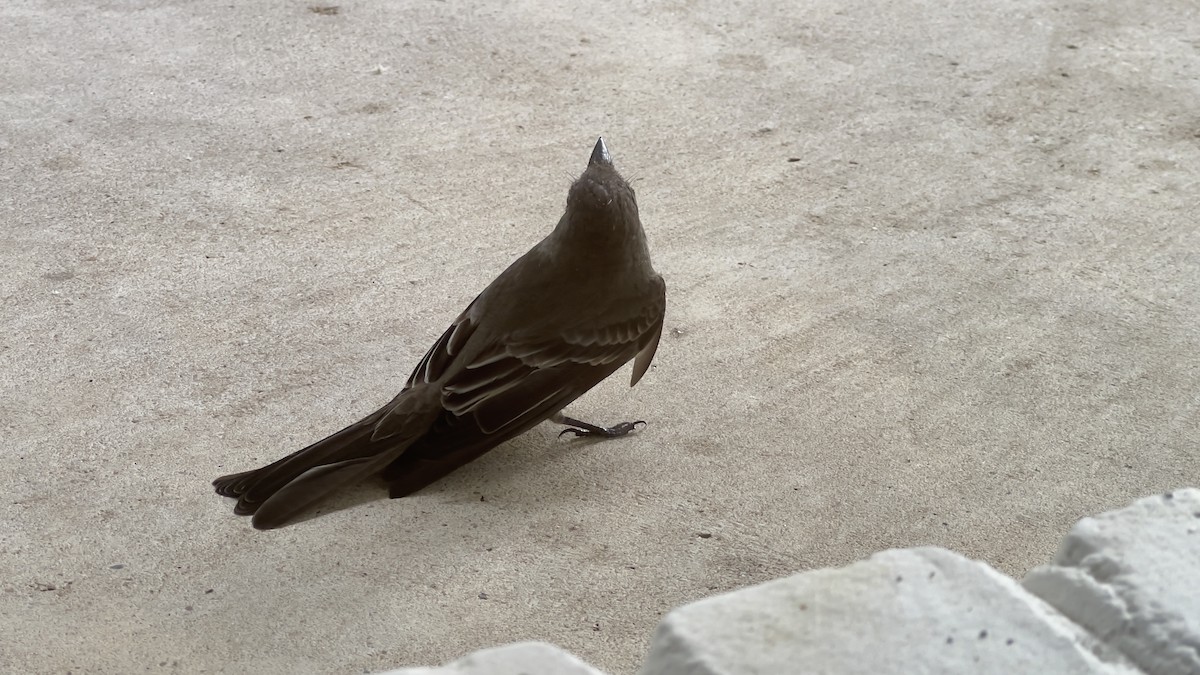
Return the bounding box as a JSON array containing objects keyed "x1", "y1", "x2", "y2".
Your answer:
[
  {"x1": 212, "y1": 418, "x2": 378, "y2": 515},
  {"x1": 213, "y1": 387, "x2": 442, "y2": 529}
]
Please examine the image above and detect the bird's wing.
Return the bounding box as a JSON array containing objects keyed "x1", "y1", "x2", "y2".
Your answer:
[
  {"x1": 379, "y1": 310, "x2": 661, "y2": 497},
  {"x1": 446, "y1": 325, "x2": 643, "y2": 435},
  {"x1": 376, "y1": 277, "x2": 665, "y2": 443},
  {"x1": 630, "y1": 274, "x2": 666, "y2": 386},
  {"x1": 452, "y1": 277, "x2": 666, "y2": 434}
]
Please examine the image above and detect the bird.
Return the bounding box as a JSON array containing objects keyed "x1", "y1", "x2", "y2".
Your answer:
[{"x1": 213, "y1": 138, "x2": 666, "y2": 529}]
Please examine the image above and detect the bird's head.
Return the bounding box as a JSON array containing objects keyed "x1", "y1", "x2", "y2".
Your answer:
[{"x1": 565, "y1": 137, "x2": 639, "y2": 227}]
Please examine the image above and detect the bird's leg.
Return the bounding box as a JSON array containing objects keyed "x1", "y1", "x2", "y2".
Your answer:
[{"x1": 552, "y1": 412, "x2": 646, "y2": 438}]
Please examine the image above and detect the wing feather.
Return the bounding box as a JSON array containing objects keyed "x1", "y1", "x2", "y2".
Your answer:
[
  {"x1": 381, "y1": 274, "x2": 666, "y2": 497},
  {"x1": 402, "y1": 274, "x2": 665, "y2": 444}
]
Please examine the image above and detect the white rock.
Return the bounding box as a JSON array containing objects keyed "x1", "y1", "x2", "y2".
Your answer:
[
  {"x1": 639, "y1": 547, "x2": 1139, "y2": 675},
  {"x1": 377, "y1": 641, "x2": 608, "y2": 675},
  {"x1": 1024, "y1": 489, "x2": 1200, "y2": 675}
]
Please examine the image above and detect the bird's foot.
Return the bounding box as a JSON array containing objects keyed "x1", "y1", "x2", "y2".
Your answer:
[{"x1": 556, "y1": 415, "x2": 646, "y2": 438}]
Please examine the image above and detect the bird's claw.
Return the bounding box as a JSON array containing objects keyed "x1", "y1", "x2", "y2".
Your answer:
[{"x1": 558, "y1": 420, "x2": 646, "y2": 438}]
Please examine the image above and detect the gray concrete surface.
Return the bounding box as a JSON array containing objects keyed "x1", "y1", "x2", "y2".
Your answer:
[{"x1": 2, "y1": 0, "x2": 1197, "y2": 673}]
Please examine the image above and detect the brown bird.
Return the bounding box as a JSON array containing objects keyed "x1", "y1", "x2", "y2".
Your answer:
[{"x1": 213, "y1": 138, "x2": 666, "y2": 529}]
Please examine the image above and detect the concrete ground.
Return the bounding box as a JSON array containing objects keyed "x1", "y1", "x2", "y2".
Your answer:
[{"x1": 2, "y1": 0, "x2": 1197, "y2": 673}]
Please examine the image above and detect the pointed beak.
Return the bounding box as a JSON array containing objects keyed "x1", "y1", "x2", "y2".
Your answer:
[{"x1": 588, "y1": 137, "x2": 612, "y2": 167}]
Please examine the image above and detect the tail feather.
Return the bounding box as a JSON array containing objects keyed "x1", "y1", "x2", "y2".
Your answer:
[
  {"x1": 213, "y1": 416, "x2": 378, "y2": 514},
  {"x1": 250, "y1": 410, "x2": 437, "y2": 529},
  {"x1": 212, "y1": 386, "x2": 442, "y2": 528},
  {"x1": 250, "y1": 456, "x2": 383, "y2": 529},
  {"x1": 212, "y1": 468, "x2": 259, "y2": 498}
]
